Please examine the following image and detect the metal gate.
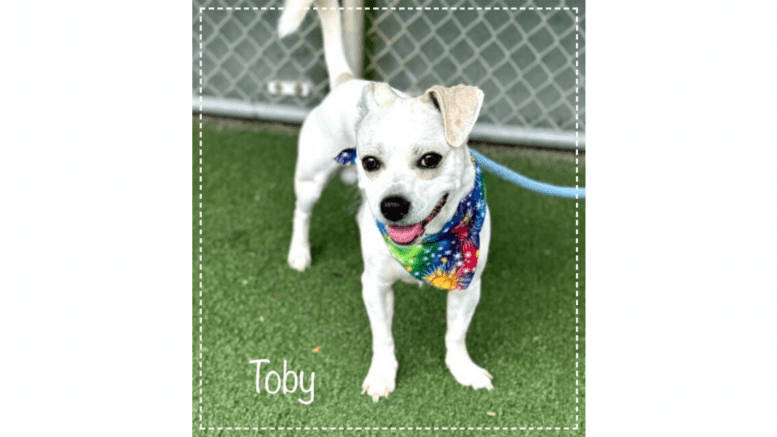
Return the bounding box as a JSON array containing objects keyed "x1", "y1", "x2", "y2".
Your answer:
[{"x1": 193, "y1": 0, "x2": 585, "y2": 149}]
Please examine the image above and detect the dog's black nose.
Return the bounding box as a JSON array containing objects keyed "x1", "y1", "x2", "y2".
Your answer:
[{"x1": 380, "y1": 196, "x2": 411, "y2": 222}]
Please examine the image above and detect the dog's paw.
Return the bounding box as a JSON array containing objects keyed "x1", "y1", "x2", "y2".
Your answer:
[
  {"x1": 287, "y1": 247, "x2": 311, "y2": 272},
  {"x1": 446, "y1": 353, "x2": 493, "y2": 391},
  {"x1": 361, "y1": 360, "x2": 398, "y2": 402}
]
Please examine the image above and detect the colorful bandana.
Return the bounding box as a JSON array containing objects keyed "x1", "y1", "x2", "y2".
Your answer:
[
  {"x1": 335, "y1": 148, "x2": 358, "y2": 165},
  {"x1": 335, "y1": 148, "x2": 487, "y2": 291}
]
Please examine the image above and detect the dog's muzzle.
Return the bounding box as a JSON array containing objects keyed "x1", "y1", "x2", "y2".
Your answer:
[{"x1": 381, "y1": 194, "x2": 448, "y2": 245}]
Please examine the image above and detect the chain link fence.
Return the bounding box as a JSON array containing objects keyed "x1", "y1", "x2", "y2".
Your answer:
[{"x1": 193, "y1": 0, "x2": 585, "y2": 148}]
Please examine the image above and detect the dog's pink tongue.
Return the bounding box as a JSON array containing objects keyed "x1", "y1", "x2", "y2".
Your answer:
[{"x1": 388, "y1": 223, "x2": 423, "y2": 244}]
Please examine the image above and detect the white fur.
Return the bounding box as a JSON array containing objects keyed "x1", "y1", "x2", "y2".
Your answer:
[{"x1": 279, "y1": 0, "x2": 492, "y2": 401}]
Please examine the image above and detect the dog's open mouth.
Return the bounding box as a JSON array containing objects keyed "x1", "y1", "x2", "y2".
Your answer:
[{"x1": 387, "y1": 194, "x2": 448, "y2": 245}]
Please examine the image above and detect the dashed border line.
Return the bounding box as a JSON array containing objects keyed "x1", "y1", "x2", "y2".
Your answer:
[
  {"x1": 574, "y1": 11, "x2": 581, "y2": 428},
  {"x1": 199, "y1": 6, "x2": 578, "y2": 11},
  {"x1": 197, "y1": 5, "x2": 582, "y2": 432},
  {"x1": 198, "y1": 426, "x2": 579, "y2": 431},
  {"x1": 198, "y1": 10, "x2": 204, "y2": 429}
]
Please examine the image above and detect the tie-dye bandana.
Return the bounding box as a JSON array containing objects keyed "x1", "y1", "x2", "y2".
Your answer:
[{"x1": 335, "y1": 148, "x2": 487, "y2": 291}]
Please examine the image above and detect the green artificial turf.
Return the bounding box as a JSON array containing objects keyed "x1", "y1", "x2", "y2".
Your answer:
[{"x1": 193, "y1": 116, "x2": 586, "y2": 435}]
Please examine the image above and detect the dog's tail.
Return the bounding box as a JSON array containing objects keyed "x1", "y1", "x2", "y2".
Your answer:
[{"x1": 278, "y1": 0, "x2": 355, "y2": 88}]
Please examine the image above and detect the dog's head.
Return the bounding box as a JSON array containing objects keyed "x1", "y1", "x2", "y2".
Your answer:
[{"x1": 354, "y1": 82, "x2": 484, "y2": 246}]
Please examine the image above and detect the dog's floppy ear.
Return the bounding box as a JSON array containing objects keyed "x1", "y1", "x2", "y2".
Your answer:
[
  {"x1": 423, "y1": 85, "x2": 484, "y2": 148},
  {"x1": 362, "y1": 82, "x2": 398, "y2": 111}
]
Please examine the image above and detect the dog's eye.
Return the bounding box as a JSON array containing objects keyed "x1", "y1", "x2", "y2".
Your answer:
[
  {"x1": 362, "y1": 156, "x2": 381, "y2": 172},
  {"x1": 418, "y1": 153, "x2": 442, "y2": 169}
]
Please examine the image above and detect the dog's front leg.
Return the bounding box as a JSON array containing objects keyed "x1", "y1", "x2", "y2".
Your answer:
[
  {"x1": 445, "y1": 277, "x2": 493, "y2": 390},
  {"x1": 360, "y1": 271, "x2": 398, "y2": 402}
]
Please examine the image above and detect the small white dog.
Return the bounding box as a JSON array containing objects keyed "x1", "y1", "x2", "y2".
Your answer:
[{"x1": 279, "y1": 0, "x2": 493, "y2": 401}]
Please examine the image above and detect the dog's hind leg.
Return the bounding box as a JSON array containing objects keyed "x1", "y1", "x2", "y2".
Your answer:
[
  {"x1": 288, "y1": 164, "x2": 337, "y2": 271},
  {"x1": 287, "y1": 125, "x2": 340, "y2": 271}
]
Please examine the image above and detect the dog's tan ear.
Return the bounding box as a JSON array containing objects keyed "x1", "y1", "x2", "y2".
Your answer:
[
  {"x1": 363, "y1": 82, "x2": 398, "y2": 111},
  {"x1": 423, "y1": 85, "x2": 484, "y2": 148}
]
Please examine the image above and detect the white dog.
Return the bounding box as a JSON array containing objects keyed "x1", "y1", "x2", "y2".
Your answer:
[{"x1": 278, "y1": 0, "x2": 493, "y2": 401}]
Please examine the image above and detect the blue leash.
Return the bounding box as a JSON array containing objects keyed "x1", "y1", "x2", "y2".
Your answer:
[{"x1": 470, "y1": 149, "x2": 585, "y2": 199}]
